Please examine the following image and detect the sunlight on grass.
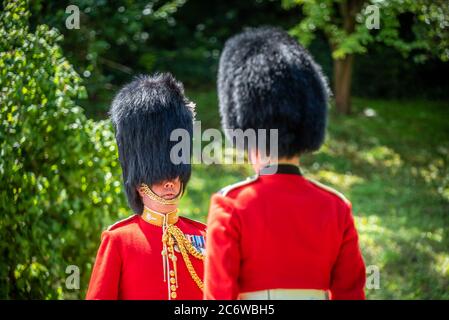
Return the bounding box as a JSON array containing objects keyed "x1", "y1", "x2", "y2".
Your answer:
[
  {"x1": 314, "y1": 170, "x2": 364, "y2": 191},
  {"x1": 434, "y1": 254, "x2": 449, "y2": 278},
  {"x1": 360, "y1": 146, "x2": 402, "y2": 168}
]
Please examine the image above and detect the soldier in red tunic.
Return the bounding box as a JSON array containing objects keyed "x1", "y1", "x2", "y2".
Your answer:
[
  {"x1": 204, "y1": 27, "x2": 366, "y2": 300},
  {"x1": 86, "y1": 73, "x2": 206, "y2": 300}
]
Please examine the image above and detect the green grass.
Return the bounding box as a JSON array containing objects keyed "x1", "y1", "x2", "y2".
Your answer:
[{"x1": 182, "y1": 88, "x2": 449, "y2": 299}]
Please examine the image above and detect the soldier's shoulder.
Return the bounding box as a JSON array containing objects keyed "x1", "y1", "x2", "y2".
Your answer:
[
  {"x1": 106, "y1": 214, "x2": 139, "y2": 232},
  {"x1": 305, "y1": 178, "x2": 351, "y2": 207},
  {"x1": 180, "y1": 216, "x2": 206, "y2": 230},
  {"x1": 218, "y1": 175, "x2": 260, "y2": 197}
]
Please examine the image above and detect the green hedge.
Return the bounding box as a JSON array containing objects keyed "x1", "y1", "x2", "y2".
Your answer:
[{"x1": 0, "y1": 0, "x2": 127, "y2": 299}]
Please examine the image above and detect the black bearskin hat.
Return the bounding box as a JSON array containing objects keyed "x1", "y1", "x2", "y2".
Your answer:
[
  {"x1": 218, "y1": 26, "x2": 329, "y2": 158},
  {"x1": 109, "y1": 73, "x2": 195, "y2": 214}
]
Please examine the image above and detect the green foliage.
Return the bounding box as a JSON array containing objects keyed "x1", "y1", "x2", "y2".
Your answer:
[
  {"x1": 31, "y1": 0, "x2": 303, "y2": 115},
  {"x1": 407, "y1": 0, "x2": 449, "y2": 62},
  {"x1": 0, "y1": 0, "x2": 127, "y2": 299},
  {"x1": 283, "y1": 0, "x2": 449, "y2": 62},
  {"x1": 30, "y1": 0, "x2": 187, "y2": 107}
]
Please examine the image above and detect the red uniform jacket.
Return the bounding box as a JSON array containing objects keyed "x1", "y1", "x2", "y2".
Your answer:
[
  {"x1": 204, "y1": 165, "x2": 366, "y2": 300},
  {"x1": 86, "y1": 214, "x2": 206, "y2": 300}
]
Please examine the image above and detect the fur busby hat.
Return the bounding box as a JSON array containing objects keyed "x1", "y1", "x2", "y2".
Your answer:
[
  {"x1": 109, "y1": 73, "x2": 195, "y2": 213},
  {"x1": 218, "y1": 26, "x2": 329, "y2": 158}
]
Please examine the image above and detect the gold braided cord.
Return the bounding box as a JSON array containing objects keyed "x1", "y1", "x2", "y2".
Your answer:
[
  {"x1": 168, "y1": 225, "x2": 205, "y2": 260},
  {"x1": 163, "y1": 224, "x2": 205, "y2": 290},
  {"x1": 140, "y1": 183, "x2": 182, "y2": 205}
]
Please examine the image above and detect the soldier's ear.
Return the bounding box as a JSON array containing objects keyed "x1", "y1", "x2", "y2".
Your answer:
[{"x1": 136, "y1": 186, "x2": 145, "y2": 198}]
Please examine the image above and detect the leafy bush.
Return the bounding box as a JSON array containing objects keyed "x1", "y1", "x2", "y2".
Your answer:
[{"x1": 0, "y1": 0, "x2": 127, "y2": 299}]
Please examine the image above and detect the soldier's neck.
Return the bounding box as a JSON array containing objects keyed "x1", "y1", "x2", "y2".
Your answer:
[
  {"x1": 275, "y1": 156, "x2": 300, "y2": 166},
  {"x1": 251, "y1": 152, "x2": 300, "y2": 173}
]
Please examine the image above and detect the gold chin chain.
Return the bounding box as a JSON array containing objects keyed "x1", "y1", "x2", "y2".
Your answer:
[{"x1": 140, "y1": 183, "x2": 182, "y2": 206}]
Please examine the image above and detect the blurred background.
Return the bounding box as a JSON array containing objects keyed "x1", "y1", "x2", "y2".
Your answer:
[{"x1": 0, "y1": 0, "x2": 448, "y2": 299}]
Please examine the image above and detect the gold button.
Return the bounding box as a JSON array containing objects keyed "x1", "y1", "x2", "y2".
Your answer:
[
  {"x1": 171, "y1": 285, "x2": 177, "y2": 291},
  {"x1": 171, "y1": 292, "x2": 177, "y2": 299},
  {"x1": 170, "y1": 271, "x2": 175, "y2": 276},
  {"x1": 170, "y1": 277, "x2": 176, "y2": 284}
]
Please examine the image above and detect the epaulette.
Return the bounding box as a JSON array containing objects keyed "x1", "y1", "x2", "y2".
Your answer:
[
  {"x1": 107, "y1": 214, "x2": 139, "y2": 231},
  {"x1": 218, "y1": 175, "x2": 259, "y2": 197},
  {"x1": 306, "y1": 178, "x2": 351, "y2": 206}
]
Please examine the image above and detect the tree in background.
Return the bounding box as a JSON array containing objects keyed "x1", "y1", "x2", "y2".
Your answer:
[
  {"x1": 0, "y1": 0, "x2": 126, "y2": 298},
  {"x1": 30, "y1": 0, "x2": 186, "y2": 114},
  {"x1": 283, "y1": 0, "x2": 449, "y2": 114},
  {"x1": 32, "y1": 0, "x2": 300, "y2": 117}
]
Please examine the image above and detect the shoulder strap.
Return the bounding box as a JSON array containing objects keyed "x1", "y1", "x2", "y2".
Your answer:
[
  {"x1": 306, "y1": 178, "x2": 351, "y2": 206},
  {"x1": 107, "y1": 214, "x2": 138, "y2": 231},
  {"x1": 218, "y1": 175, "x2": 259, "y2": 196}
]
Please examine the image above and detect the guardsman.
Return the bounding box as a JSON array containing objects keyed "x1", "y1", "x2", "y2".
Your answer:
[
  {"x1": 86, "y1": 73, "x2": 206, "y2": 300},
  {"x1": 204, "y1": 27, "x2": 366, "y2": 300}
]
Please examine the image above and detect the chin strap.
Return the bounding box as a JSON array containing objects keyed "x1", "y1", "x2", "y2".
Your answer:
[{"x1": 140, "y1": 183, "x2": 183, "y2": 206}]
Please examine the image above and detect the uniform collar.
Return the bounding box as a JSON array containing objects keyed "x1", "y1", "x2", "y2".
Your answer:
[
  {"x1": 259, "y1": 163, "x2": 302, "y2": 176},
  {"x1": 141, "y1": 206, "x2": 179, "y2": 227}
]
